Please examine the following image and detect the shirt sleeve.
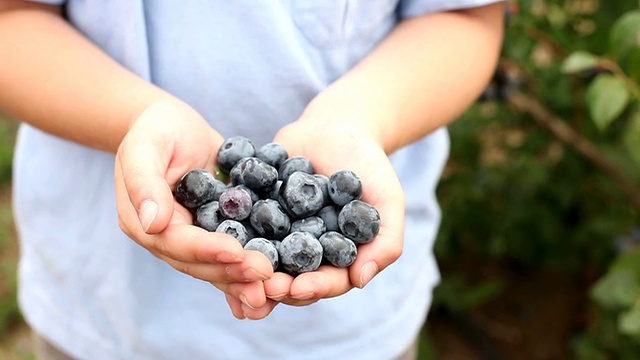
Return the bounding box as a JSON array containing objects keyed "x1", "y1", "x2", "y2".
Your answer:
[{"x1": 398, "y1": 0, "x2": 505, "y2": 18}]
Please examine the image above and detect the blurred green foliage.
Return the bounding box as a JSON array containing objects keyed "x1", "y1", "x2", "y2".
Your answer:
[{"x1": 433, "y1": 0, "x2": 640, "y2": 357}]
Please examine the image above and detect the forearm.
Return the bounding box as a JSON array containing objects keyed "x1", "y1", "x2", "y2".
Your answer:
[
  {"x1": 302, "y1": 3, "x2": 505, "y2": 154},
  {"x1": 0, "y1": 2, "x2": 174, "y2": 153}
]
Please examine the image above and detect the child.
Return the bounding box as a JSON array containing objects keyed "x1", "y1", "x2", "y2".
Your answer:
[{"x1": 0, "y1": 1, "x2": 504, "y2": 359}]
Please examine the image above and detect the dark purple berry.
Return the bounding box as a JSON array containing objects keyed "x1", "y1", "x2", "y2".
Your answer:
[
  {"x1": 249, "y1": 199, "x2": 291, "y2": 240},
  {"x1": 255, "y1": 142, "x2": 288, "y2": 169},
  {"x1": 338, "y1": 200, "x2": 380, "y2": 244},
  {"x1": 229, "y1": 157, "x2": 278, "y2": 195},
  {"x1": 195, "y1": 201, "x2": 223, "y2": 231},
  {"x1": 174, "y1": 169, "x2": 222, "y2": 209},
  {"x1": 217, "y1": 136, "x2": 256, "y2": 172},
  {"x1": 216, "y1": 219, "x2": 249, "y2": 246},
  {"x1": 278, "y1": 156, "x2": 314, "y2": 180},
  {"x1": 279, "y1": 231, "x2": 323, "y2": 275},
  {"x1": 328, "y1": 170, "x2": 362, "y2": 206},
  {"x1": 218, "y1": 186, "x2": 253, "y2": 221},
  {"x1": 290, "y1": 216, "x2": 326, "y2": 238},
  {"x1": 278, "y1": 171, "x2": 324, "y2": 219},
  {"x1": 244, "y1": 237, "x2": 279, "y2": 271},
  {"x1": 319, "y1": 231, "x2": 357, "y2": 267}
]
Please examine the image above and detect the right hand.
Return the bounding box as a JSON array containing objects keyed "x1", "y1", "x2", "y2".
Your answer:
[{"x1": 114, "y1": 100, "x2": 277, "y2": 319}]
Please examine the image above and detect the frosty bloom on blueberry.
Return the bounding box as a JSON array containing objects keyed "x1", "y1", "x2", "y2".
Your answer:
[{"x1": 173, "y1": 136, "x2": 382, "y2": 276}]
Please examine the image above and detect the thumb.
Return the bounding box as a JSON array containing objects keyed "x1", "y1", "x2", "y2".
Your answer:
[{"x1": 115, "y1": 134, "x2": 175, "y2": 235}]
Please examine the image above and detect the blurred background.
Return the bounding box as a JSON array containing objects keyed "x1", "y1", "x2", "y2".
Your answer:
[{"x1": 1, "y1": 0, "x2": 639, "y2": 359}]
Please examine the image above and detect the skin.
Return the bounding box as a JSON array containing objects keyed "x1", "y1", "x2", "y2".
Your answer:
[{"x1": 0, "y1": 1, "x2": 504, "y2": 320}]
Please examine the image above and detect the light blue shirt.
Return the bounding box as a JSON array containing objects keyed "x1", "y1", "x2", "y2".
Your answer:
[{"x1": 15, "y1": 1, "x2": 499, "y2": 359}]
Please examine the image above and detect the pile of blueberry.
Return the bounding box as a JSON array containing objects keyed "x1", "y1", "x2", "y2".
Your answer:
[{"x1": 174, "y1": 136, "x2": 381, "y2": 276}]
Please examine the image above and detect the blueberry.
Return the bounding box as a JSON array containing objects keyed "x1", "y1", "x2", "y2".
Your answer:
[
  {"x1": 314, "y1": 173, "x2": 331, "y2": 207},
  {"x1": 249, "y1": 199, "x2": 291, "y2": 240},
  {"x1": 216, "y1": 219, "x2": 249, "y2": 246},
  {"x1": 338, "y1": 200, "x2": 381, "y2": 244},
  {"x1": 195, "y1": 201, "x2": 223, "y2": 231},
  {"x1": 235, "y1": 184, "x2": 260, "y2": 203},
  {"x1": 278, "y1": 171, "x2": 325, "y2": 219},
  {"x1": 174, "y1": 169, "x2": 223, "y2": 209},
  {"x1": 229, "y1": 157, "x2": 278, "y2": 195},
  {"x1": 278, "y1": 156, "x2": 314, "y2": 180},
  {"x1": 328, "y1": 170, "x2": 362, "y2": 206},
  {"x1": 255, "y1": 142, "x2": 288, "y2": 169},
  {"x1": 279, "y1": 231, "x2": 323, "y2": 275},
  {"x1": 290, "y1": 216, "x2": 326, "y2": 238},
  {"x1": 244, "y1": 237, "x2": 280, "y2": 271},
  {"x1": 318, "y1": 205, "x2": 341, "y2": 232},
  {"x1": 217, "y1": 136, "x2": 256, "y2": 172},
  {"x1": 218, "y1": 186, "x2": 253, "y2": 221},
  {"x1": 319, "y1": 231, "x2": 357, "y2": 267},
  {"x1": 267, "y1": 180, "x2": 282, "y2": 201},
  {"x1": 241, "y1": 219, "x2": 260, "y2": 241}
]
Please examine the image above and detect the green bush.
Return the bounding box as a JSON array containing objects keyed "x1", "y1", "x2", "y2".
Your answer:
[{"x1": 432, "y1": 1, "x2": 640, "y2": 357}]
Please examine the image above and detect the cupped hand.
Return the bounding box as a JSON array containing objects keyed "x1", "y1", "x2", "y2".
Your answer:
[
  {"x1": 236, "y1": 115, "x2": 406, "y2": 313},
  {"x1": 114, "y1": 100, "x2": 277, "y2": 319}
]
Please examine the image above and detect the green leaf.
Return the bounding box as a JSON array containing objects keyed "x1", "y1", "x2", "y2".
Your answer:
[
  {"x1": 619, "y1": 308, "x2": 640, "y2": 336},
  {"x1": 562, "y1": 51, "x2": 601, "y2": 74},
  {"x1": 624, "y1": 111, "x2": 640, "y2": 165},
  {"x1": 610, "y1": 10, "x2": 640, "y2": 57},
  {"x1": 591, "y1": 270, "x2": 640, "y2": 309},
  {"x1": 585, "y1": 74, "x2": 630, "y2": 130}
]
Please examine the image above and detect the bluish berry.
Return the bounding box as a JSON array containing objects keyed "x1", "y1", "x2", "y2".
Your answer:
[
  {"x1": 328, "y1": 170, "x2": 363, "y2": 206},
  {"x1": 278, "y1": 171, "x2": 325, "y2": 219},
  {"x1": 318, "y1": 205, "x2": 341, "y2": 232},
  {"x1": 279, "y1": 231, "x2": 323, "y2": 275},
  {"x1": 217, "y1": 136, "x2": 256, "y2": 172},
  {"x1": 244, "y1": 237, "x2": 279, "y2": 271},
  {"x1": 174, "y1": 169, "x2": 223, "y2": 209},
  {"x1": 267, "y1": 180, "x2": 282, "y2": 201},
  {"x1": 314, "y1": 173, "x2": 331, "y2": 207},
  {"x1": 229, "y1": 157, "x2": 278, "y2": 195},
  {"x1": 216, "y1": 219, "x2": 249, "y2": 246},
  {"x1": 249, "y1": 199, "x2": 291, "y2": 240},
  {"x1": 338, "y1": 200, "x2": 381, "y2": 244},
  {"x1": 255, "y1": 142, "x2": 288, "y2": 169},
  {"x1": 218, "y1": 186, "x2": 253, "y2": 221},
  {"x1": 290, "y1": 216, "x2": 326, "y2": 238},
  {"x1": 278, "y1": 156, "x2": 314, "y2": 180},
  {"x1": 319, "y1": 231, "x2": 357, "y2": 267},
  {"x1": 195, "y1": 201, "x2": 223, "y2": 231}
]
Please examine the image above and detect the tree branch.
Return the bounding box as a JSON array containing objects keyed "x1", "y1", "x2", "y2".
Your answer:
[{"x1": 507, "y1": 91, "x2": 640, "y2": 213}]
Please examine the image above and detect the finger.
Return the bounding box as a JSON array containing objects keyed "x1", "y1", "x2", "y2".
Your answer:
[
  {"x1": 225, "y1": 293, "x2": 280, "y2": 320},
  {"x1": 264, "y1": 272, "x2": 294, "y2": 301},
  {"x1": 164, "y1": 250, "x2": 274, "y2": 284},
  {"x1": 215, "y1": 281, "x2": 268, "y2": 312},
  {"x1": 116, "y1": 129, "x2": 175, "y2": 235},
  {"x1": 281, "y1": 265, "x2": 352, "y2": 305}
]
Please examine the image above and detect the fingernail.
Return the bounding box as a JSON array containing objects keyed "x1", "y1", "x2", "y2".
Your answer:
[
  {"x1": 291, "y1": 292, "x2": 315, "y2": 301},
  {"x1": 359, "y1": 261, "x2": 378, "y2": 288},
  {"x1": 243, "y1": 268, "x2": 270, "y2": 281},
  {"x1": 139, "y1": 200, "x2": 158, "y2": 233},
  {"x1": 239, "y1": 293, "x2": 256, "y2": 310}
]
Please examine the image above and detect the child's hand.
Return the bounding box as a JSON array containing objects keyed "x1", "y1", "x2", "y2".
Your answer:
[
  {"x1": 114, "y1": 100, "x2": 277, "y2": 319},
  {"x1": 226, "y1": 115, "x2": 406, "y2": 317}
]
